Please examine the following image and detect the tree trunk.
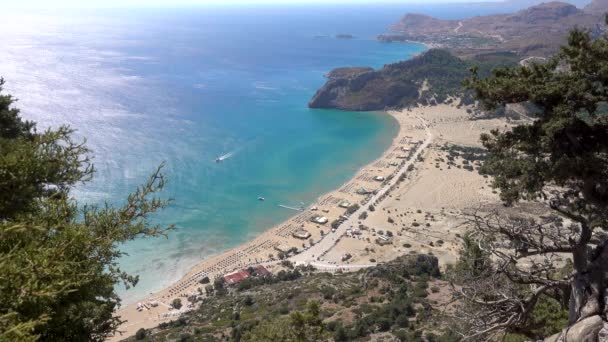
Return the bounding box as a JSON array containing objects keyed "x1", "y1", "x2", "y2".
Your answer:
[{"x1": 568, "y1": 242, "x2": 607, "y2": 325}]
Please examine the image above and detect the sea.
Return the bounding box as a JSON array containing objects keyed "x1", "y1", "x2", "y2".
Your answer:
[{"x1": 1, "y1": 2, "x2": 541, "y2": 303}]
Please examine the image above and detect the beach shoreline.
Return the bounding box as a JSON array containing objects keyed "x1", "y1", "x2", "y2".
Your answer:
[
  {"x1": 111, "y1": 107, "x2": 424, "y2": 340},
  {"x1": 112, "y1": 101, "x2": 513, "y2": 340}
]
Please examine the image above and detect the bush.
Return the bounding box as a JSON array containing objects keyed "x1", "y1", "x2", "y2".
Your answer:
[
  {"x1": 199, "y1": 276, "x2": 210, "y2": 284},
  {"x1": 376, "y1": 318, "x2": 391, "y2": 332},
  {"x1": 346, "y1": 204, "x2": 360, "y2": 215},
  {"x1": 172, "y1": 298, "x2": 182, "y2": 310},
  {"x1": 243, "y1": 295, "x2": 254, "y2": 306},
  {"x1": 368, "y1": 204, "x2": 375, "y2": 212},
  {"x1": 135, "y1": 328, "x2": 147, "y2": 340},
  {"x1": 320, "y1": 285, "x2": 337, "y2": 300},
  {"x1": 359, "y1": 211, "x2": 368, "y2": 220},
  {"x1": 179, "y1": 333, "x2": 193, "y2": 342},
  {"x1": 334, "y1": 326, "x2": 348, "y2": 342},
  {"x1": 394, "y1": 314, "x2": 409, "y2": 328}
]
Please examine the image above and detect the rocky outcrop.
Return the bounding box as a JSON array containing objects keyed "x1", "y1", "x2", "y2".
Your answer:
[
  {"x1": 545, "y1": 316, "x2": 607, "y2": 342},
  {"x1": 309, "y1": 49, "x2": 470, "y2": 111},
  {"x1": 564, "y1": 316, "x2": 604, "y2": 342}
]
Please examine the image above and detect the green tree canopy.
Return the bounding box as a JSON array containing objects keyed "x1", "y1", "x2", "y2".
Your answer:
[
  {"x1": 458, "y1": 22, "x2": 608, "y2": 340},
  {"x1": 0, "y1": 79, "x2": 173, "y2": 341}
]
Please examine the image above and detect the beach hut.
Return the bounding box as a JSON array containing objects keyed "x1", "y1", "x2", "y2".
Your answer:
[
  {"x1": 311, "y1": 215, "x2": 328, "y2": 224},
  {"x1": 292, "y1": 229, "x2": 312, "y2": 239},
  {"x1": 356, "y1": 188, "x2": 371, "y2": 195},
  {"x1": 338, "y1": 200, "x2": 351, "y2": 208}
]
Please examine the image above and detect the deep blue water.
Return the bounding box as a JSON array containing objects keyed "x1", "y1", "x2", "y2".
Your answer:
[{"x1": 1, "y1": 3, "x2": 536, "y2": 303}]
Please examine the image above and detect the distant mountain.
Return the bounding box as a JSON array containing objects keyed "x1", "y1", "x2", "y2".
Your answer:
[
  {"x1": 584, "y1": 0, "x2": 608, "y2": 13},
  {"x1": 380, "y1": 1, "x2": 604, "y2": 57}
]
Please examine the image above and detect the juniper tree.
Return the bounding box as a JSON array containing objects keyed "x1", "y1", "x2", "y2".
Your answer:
[
  {"x1": 0, "y1": 79, "x2": 173, "y2": 341},
  {"x1": 456, "y1": 23, "x2": 608, "y2": 340}
]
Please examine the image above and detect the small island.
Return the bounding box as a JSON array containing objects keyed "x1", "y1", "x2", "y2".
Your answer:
[{"x1": 335, "y1": 34, "x2": 354, "y2": 39}]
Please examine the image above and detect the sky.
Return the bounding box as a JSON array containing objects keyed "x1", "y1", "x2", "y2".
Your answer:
[{"x1": 2, "y1": 0, "x2": 499, "y2": 8}]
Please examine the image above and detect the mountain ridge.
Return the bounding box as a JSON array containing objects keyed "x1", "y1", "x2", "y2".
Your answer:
[{"x1": 381, "y1": 1, "x2": 605, "y2": 58}]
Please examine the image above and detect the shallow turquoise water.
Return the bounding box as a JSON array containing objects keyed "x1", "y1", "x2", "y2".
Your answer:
[{"x1": 2, "y1": 5, "x2": 428, "y2": 302}]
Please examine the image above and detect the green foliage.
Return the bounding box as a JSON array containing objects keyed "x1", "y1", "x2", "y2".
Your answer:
[
  {"x1": 466, "y1": 28, "x2": 608, "y2": 207},
  {"x1": 0, "y1": 81, "x2": 172, "y2": 341},
  {"x1": 126, "y1": 254, "x2": 441, "y2": 341},
  {"x1": 460, "y1": 26, "x2": 608, "y2": 337},
  {"x1": 508, "y1": 295, "x2": 568, "y2": 340},
  {"x1": 345, "y1": 204, "x2": 359, "y2": 215},
  {"x1": 135, "y1": 328, "x2": 147, "y2": 340},
  {"x1": 241, "y1": 301, "x2": 326, "y2": 341},
  {"x1": 0, "y1": 78, "x2": 34, "y2": 140},
  {"x1": 172, "y1": 298, "x2": 182, "y2": 310},
  {"x1": 330, "y1": 220, "x2": 340, "y2": 229}
]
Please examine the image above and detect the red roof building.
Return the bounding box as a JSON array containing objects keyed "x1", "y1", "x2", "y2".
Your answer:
[
  {"x1": 223, "y1": 270, "x2": 250, "y2": 285},
  {"x1": 255, "y1": 265, "x2": 271, "y2": 277}
]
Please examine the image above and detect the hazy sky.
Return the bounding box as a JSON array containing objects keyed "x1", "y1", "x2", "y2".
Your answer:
[{"x1": 3, "y1": 0, "x2": 497, "y2": 8}]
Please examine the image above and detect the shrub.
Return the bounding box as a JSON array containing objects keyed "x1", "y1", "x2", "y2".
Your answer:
[
  {"x1": 243, "y1": 295, "x2": 254, "y2": 306},
  {"x1": 334, "y1": 326, "x2": 348, "y2": 342},
  {"x1": 346, "y1": 204, "x2": 360, "y2": 215},
  {"x1": 376, "y1": 318, "x2": 391, "y2": 332},
  {"x1": 172, "y1": 298, "x2": 182, "y2": 309},
  {"x1": 135, "y1": 328, "x2": 147, "y2": 340},
  {"x1": 321, "y1": 285, "x2": 337, "y2": 300},
  {"x1": 279, "y1": 305, "x2": 290, "y2": 315}
]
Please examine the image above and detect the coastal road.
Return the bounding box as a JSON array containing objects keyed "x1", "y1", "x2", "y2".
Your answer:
[{"x1": 291, "y1": 115, "x2": 433, "y2": 267}]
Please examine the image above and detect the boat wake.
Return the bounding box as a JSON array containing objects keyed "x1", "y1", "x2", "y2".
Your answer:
[
  {"x1": 218, "y1": 151, "x2": 234, "y2": 161},
  {"x1": 215, "y1": 150, "x2": 236, "y2": 163}
]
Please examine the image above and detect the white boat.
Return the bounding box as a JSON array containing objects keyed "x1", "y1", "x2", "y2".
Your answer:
[{"x1": 258, "y1": 197, "x2": 265, "y2": 201}]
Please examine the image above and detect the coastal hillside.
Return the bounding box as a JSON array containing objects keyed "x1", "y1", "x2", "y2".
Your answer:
[
  {"x1": 308, "y1": 49, "x2": 517, "y2": 111},
  {"x1": 123, "y1": 254, "x2": 458, "y2": 341},
  {"x1": 380, "y1": 1, "x2": 604, "y2": 57}
]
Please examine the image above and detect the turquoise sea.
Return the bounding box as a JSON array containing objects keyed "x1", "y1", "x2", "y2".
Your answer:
[{"x1": 1, "y1": 3, "x2": 532, "y2": 303}]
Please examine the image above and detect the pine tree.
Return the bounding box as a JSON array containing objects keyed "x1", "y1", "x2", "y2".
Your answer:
[
  {"x1": 0, "y1": 79, "x2": 173, "y2": 341},
  {"x1": 458, "y1": 20, "x2": 608, "y2": 339}
]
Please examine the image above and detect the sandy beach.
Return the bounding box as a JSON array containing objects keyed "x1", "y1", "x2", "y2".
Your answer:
[{"x1": 111, "y1": 102, "x2": 514, "y2": 340}]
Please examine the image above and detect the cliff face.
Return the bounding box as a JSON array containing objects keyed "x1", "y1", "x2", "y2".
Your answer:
[{"x1": 308, "y1": 49, "x2": 470, "y2": 111}]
